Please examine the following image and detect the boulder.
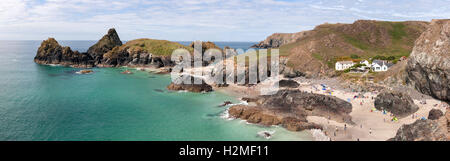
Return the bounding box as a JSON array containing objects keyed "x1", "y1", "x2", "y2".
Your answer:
[
  {"x1": 278, "y1": 79, "x2": 300, "y2": 88},
  {"x1": 374, "y1": 91, "x2": 419, "y2": 117},
  {"x1": 167, "y1": 75, "x2": 213, "y2": 93},
  {"x1": 428, "y1": 109, "x2": 444, "y2": 120}
]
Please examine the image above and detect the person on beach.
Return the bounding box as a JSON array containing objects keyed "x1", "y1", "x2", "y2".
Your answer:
[{"x1": 369, "y1": 128, "x2": 372, "y2": 135}]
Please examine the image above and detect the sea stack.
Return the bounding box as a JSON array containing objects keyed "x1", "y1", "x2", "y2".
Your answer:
[{"x1": 34, "y1": 38, "x2": 95, "y2": 68}]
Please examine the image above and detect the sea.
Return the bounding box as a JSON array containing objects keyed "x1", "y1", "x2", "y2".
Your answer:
[{"x1": 0, "y1": 40, "x2": 313, "y2": 141}]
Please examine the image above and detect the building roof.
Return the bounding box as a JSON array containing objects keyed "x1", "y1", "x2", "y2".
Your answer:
[
  {"x1": 372, "y1": 60, "x2": 394, "y2": 67},
  {"x1": 337, "y1": 61, "x2": 354, "y2": 65},
  {"x1": 372, "y1": 60, "x2": 386, "y2": 65}
]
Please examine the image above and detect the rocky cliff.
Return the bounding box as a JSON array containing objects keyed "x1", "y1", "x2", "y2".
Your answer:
[
  {"x1": 374, "y1": 91, "x2": 419, "y2": 118},
  {"x1": 406, "y1": 19, "x2": 450, "y2": 103}
]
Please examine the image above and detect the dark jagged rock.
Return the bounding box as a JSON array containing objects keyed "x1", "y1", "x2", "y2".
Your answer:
[
  {"x1": 374, "y1": 91, "x2": 419, "y2": 118},
  {"x1": 228, "y1": 105, "x2": 322, "y2": 131},
  {"x1": 256, "y1": 89, "x2": 353, "y2": 124},
  {"x1": 167, "y1": 75, "x2": 213, "y2": 93},
  {"x1": 428, "y1": 109, "x2": 444, "y2": 120},
  {"x1": 87, "y1": 28, "x2": 123, "y2": 65},
  {"x1": 388, "y1": 119, "x2": 447, "y2": 141},
  {"x1": 406, "y1": 19, "x2": 450, "y2": 103},
  {"x1": 34, "y1": 38, "x2": 94, "y2": 68},
  {"x1": 278, "y1": 79, "x2": 299, "y2": 88}
]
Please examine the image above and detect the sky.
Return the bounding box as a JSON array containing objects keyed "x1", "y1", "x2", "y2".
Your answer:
[{"x1": 0, "y1": 0, "x2": 449, "y2": 41}]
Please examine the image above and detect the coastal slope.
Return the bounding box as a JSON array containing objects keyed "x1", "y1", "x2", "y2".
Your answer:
[{"x1": 254, "y1": 20, "x2": 429, "y2": 77}]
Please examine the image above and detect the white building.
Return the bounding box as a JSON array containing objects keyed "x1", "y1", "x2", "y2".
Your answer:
[
  {"x1": 360, "y1": 60, "x2": 370, "y2": 67},
  {"x1": 358, "y1": 60, "x2": 371, "y2": 70},
  {"x1": 371, "y1": 60, "x2": 393, "y2": 72},
  {"x1": 335, "y1": 61, "x2": 355, "y2": 71}
]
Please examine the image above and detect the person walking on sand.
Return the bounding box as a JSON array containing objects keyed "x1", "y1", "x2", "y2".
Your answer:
[
  {"x1": 369, "y1": 128, "x2": 372, "y2": 135},
  {"x1": 344, "y1": 124, "x2": 347, "y2": 131}
]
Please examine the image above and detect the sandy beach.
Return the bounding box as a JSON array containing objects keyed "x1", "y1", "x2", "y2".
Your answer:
[
  {"x1": 299, "y1": 81, "x2": 448, "y2": 141},
  {"x1": 214, "y1": 75, "x2": 448, "y2": 141}
]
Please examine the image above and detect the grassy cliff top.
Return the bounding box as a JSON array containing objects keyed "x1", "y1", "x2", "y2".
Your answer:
[{"x1": 122, "y1": 38, "x2": 193, "y2": 56}]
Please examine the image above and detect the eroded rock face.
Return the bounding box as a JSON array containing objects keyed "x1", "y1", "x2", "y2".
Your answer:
[
  {"x1": 406, "y1": 19, "x2": 450, "y2": 103},
  {"x1": 167, "y1": 75, "x2": 213, "y2": 93},
  {"x1": 87, "y1": 28, "x2": 123, "y2": 65},
  {"x1": 34, "y1": 38, "x2": 94, "y2": 68},
  {"x1": 389, "y1": 119, "x2": 447, "y2": 141},
  {"x1": 374, "y1": 91, "x2": 419, "y2": 118}
]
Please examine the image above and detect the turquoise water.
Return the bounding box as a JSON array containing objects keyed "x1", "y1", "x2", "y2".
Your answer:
[{"x1": 0, "y1": 41, "x2": 312, "y2": 141}]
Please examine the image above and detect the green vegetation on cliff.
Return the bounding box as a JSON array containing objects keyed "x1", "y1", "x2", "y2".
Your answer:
[
  {"x1": 274, "y1": 20, "x2": 429, "y2": 76},
  {"x1": 112, "y1": 38, "x2": 193, "y2": 57}
]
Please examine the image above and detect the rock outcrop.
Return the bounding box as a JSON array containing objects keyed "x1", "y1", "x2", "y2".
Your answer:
[
  {"x1": 87, "y1": 28, "x2": 123, "y2": 65},
  {"x1": 446, "y1": 109, "x2": 450, "y2": 140},
  {"x1": 278, "y1": 79, "x2": 300, "y2": 88},
  {"x1": 228, "y1": 105, "x2": 322, "y2": 131},
  {"x1": 406, "y1": 19, "x2": 450, "y2": 103},
  {"x1": 374, "y1": 91, "x2": 419, "y2": 118},
  {"x1": 257, "y1": 20, "x2": 428, "y2": 77},
  {"x1": 251, "y1": 31, "x2": 312, "y2": 48},
  {"x1": 228, "y1": 89, "x2": 353, "y2": 132},
  {"x1": 34, "y1": 38, "x2": 95, "y2": 68},
  {"x1": 389, "y1": 119, "x2": 447, "y2": 141},
  {"x1": 167, "y1": 75, "x2": 213, "y2": 93},
  {"x1": 389, "y1": 108, "x2": 449, "y2": 141},
  {"x1": 34, "y1": 29, "x2": 194, "y2": 69}
]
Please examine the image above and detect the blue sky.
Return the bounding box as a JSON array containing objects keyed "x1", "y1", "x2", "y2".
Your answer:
[{"x1": 0, "y1": 0, "x2": 449, "y2": 41}]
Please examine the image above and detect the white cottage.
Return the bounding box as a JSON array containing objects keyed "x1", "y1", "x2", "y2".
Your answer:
[
  {"x1": 371, "y1": 60, "x2": 393, "y2": 72},
  {"x1": 335, "y1": 61, "x2": 355, "y2": 71}
]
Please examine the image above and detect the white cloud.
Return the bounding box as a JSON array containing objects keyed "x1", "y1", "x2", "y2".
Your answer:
[{"x1": 0, "y1": 0, "x2": 449, "y2": 41}]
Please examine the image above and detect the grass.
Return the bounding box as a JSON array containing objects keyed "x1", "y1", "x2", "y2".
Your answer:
[
  {"x1": 312, "y1": 53, "x2": 323, "y2": 60},
  {"x1": 123, "y1": 38, "x2": 193, "y2": 56},
  {"x1": 389, "y1": 23, "x2": 407, "y2": 40}
]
